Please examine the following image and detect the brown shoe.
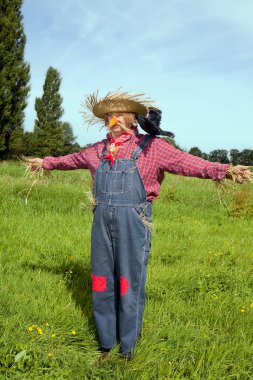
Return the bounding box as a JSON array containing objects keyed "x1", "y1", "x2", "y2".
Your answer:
[
  {"x1": 101, "y1": 350, "x2": 110, "y2": 360},
  {"x1": 95, "y1": 349, "x2": 111, "y2": 367}
]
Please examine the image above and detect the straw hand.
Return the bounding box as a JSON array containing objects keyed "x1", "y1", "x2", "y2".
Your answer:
[
  {"x1": 22, "y1": 157, "x2": 43, "y2": 172},
  {"x1": 225, "y1": 165, "x2": 253, "y2": 184}
]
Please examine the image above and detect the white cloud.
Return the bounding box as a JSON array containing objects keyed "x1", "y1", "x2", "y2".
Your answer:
[{"x1": 26, "y1": 0, "x2": 253, "y2": 75}]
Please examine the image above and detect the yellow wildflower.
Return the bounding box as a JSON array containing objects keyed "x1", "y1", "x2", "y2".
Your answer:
[
  {"x1": 28, "y1": 326, "x2": 34, "y2": 332},
  {"x1": 240, "y1": 307, "x2": 246, "y2": 313},
  {"x1": 37, "y1": 327, "x2": 43, "y2": 335},
  {"x1": 45, "y1": 322, "x2": 50, "y2": 327},
  {"x1": 71, "y1": 330, "x2": 77, "y2": 336},
  {"x1": 68, "y1": 255, "x2": 75, "y2": 261},
  {"x1": 51, "y1": 334, "x2": 56, "y2": 338},
  {"x1": 48, "y1": 353, "x2": 54, "y2": 357}
]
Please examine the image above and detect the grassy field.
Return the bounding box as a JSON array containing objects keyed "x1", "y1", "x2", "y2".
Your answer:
[{"x1": 1, "y1": 161, "x2": 253, "y2": 380}]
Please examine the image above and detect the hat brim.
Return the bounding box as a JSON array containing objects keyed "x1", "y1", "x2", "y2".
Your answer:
[{"x1": 93, "y1": 100, "x2": 148, "y2": 119}]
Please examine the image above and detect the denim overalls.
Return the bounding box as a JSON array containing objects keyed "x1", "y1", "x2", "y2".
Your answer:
[{"x1": 91, "y1": 135, "x2": 152, "y2": 357}]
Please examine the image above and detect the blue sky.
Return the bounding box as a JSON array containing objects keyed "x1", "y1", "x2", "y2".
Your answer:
[{"x1": 22, "y1": 0, "x2": 253, "y2": 152}]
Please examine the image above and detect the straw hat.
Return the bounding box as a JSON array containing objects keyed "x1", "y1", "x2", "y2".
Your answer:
[{"x1": 81, "y1": 90, "x2": 158, "y2": 128}]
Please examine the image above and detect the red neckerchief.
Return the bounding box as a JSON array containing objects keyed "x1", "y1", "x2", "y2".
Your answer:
[{"x1": 104, "y1": 131, "x2": 132, "y2": 167}]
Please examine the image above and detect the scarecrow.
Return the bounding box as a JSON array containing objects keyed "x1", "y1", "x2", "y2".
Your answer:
[{"x1": 27, "y1": 91, "x2": 252, "y2": 359}]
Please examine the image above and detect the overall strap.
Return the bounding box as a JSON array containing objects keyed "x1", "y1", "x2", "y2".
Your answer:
[{"x1": 131, "y1": 135, "x2": 152, "y2": 160}]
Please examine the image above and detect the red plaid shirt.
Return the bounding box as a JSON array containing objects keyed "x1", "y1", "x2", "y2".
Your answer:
[{"x1": 42, "y1": 132, "x2": 228, "y2": 201}]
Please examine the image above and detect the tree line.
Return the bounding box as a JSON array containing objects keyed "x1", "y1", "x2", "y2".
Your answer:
[
  {"x1": 0, "y1": 1, "x2": 252, "y2": 163},
  {"x1": 188, "y1": 147, "x2": 253, "y2": 166}
]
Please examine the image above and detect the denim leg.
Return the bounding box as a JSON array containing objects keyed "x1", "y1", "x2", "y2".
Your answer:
[
  {"x1": 114, "y1": 206, "x2": 152, "y2": 356},
  {"x1": 91, "y1": 205, "x2": 117, "y2": 349}
]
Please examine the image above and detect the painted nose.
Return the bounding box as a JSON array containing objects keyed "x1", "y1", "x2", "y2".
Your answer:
[{"x1": 109, "y1": 116, "x2": 118, "y2": 128}]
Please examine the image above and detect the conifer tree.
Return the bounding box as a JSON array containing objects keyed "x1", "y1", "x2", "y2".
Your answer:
[
  {"x1": 0, "y1": 0, "x2": 30, "y2": 157},
  {"x1": 61, "y1": 122, "x2": 80, "y2": 155},
  {"x1": 23, "y1": 131, "x2": 38, "y2": 156},
  {"x1": 34, "y1": 67, "x2": 64, "y2": 157}
]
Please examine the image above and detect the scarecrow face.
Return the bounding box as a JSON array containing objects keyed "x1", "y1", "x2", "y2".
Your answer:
[
  {"x1": 107, "y1": 112, "x2": 129, "y2": 137},
  {"x1": 107, "y1": 112, "x2": 125, "y2": 125}
]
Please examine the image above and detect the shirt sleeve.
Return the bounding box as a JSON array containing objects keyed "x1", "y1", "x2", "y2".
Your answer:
[
  {"x1": 156, "y1": 138, "x2": 229, "y2": 181},
  {"x1": 42, "y1": 150, "x2": 89, "y2": 171}
]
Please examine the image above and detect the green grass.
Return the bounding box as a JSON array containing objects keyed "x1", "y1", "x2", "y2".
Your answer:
[{"x1": 1, "y1": 161, "x2": 253, "y2": 380}]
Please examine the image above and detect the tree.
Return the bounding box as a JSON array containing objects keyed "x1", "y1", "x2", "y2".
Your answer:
[
  {"x1": 61, "y1": 122, "x2": 80, "y2": 155},
  {"x1": 202, "y1": 152, "x2": 209, "y2": 160},
  {"x1": 230, "y1": 149, "x2": 240, "y2": 165},
  {"x1": 238, "y1": 149, "x2": 253, "y2": 166},
  {"x1": 189, "y1": 147, "x2": 209, "y2": 160},
  {"x1": 33, "y1": 67, "x2": 64, "y2": 157},
  {"x1": 0, "y1": 0, "x2": 30, "y2": 158},
  {"x1": 8, "y1": 127, "x2": 26, "y2": 156},
  {"x1": 22, "y1": 131, "x2": 38, "y2": 156},
  {"x1": 189, "y1": 146, "x2": 203, "y2": 158},
  {"x1": 208, "y1": 149, "x2": 230, "y2": 164}
]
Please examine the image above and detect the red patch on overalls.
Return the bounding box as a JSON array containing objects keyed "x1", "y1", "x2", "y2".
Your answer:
[
  {"x1": 91, "y1": 274, "x2": 107, "y2": 292},
  {"x1": 120, "y1": 276, "x2": 129, "y2": 296}
]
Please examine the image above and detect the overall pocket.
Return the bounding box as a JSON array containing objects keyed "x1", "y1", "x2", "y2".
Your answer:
[
  {"x1": 98, "y1": 161, "x2": 135, "y2": 194},
  {"x1": 131, "y1": 205, "x2": 153, "y2": 232}
]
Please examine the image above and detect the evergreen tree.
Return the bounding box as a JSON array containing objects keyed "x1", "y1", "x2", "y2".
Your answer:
[
  {"x1": 0, "y1": 0, "x2": 30, "y2": 158},
  {"x1": 8, "y1": 126, "x2": 26, "y2": 156},
  {"x1": 23, "y1": 131, "x2": 38, "y2": 156},
  {"x1": 61, "y1": 122, "x2": 80, "y2": 155},
  {"x1": 34, "y1": 67, "x2": 64, "y2": 157}
]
